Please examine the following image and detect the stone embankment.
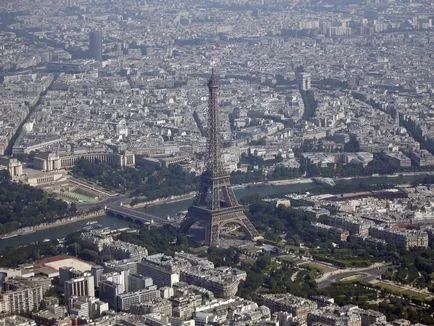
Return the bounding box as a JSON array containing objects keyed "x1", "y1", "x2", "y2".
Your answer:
[
  {"x1": 129, "y1": 192, "x2": 197, "y2": 208},
  {"x1": 0, "y1": 209, "x2": 105, "y2": 240}
]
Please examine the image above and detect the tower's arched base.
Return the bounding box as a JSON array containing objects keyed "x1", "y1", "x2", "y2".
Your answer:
[{"x1": 179, "y1": 204, "x2": 259, "y2": 247}]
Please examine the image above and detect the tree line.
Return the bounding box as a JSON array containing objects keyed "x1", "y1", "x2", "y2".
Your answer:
[
  {"x1": 0, "y1": 170, "x2": 74, "y2": 234},
  {"x1": 72, "y1": 158, "x2": 199, "y2": 203}
]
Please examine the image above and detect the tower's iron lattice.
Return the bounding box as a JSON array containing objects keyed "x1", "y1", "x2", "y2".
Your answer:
[{"x1": 179, "y1": 70, "x2": 259, "y2": 246}]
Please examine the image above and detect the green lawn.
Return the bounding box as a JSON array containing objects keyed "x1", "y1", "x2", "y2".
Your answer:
[
  {"x1": 338, "y1": 274, "x2": 364, "y2": 283},
  {"x1": 278, "y1": 255, "x2": 298, "y2": 263},
  {"x1": 312, "y1": 254, "x2": 374, "y2": 268},
  {"x1": 301, "y1": 261, "x2": 337, "y2": 274},
  {"x1": 371, "y1": 280, "x2": 433, "y2": 302},
  {"x1": 68, "y1": 191, "x2": 98, "y2": 203},
  {"x1": 72, "y1": 187, "x2": 98, "y2": 199}
]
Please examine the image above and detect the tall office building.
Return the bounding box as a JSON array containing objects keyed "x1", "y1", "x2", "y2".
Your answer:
[
  {"x1": 64, "y1": 273, "x2": 95, "y2": 305},
  {"x1": 89, "y1": 30, "x2": 103, "y2": 61},
  {"x1": 0, "y1": 277, "x2": 51, "y2": 314},
  {"x1": 91, "y1": 265, "x2": 104, "y2": 288},
  {"x1": 68, "y1": 296, "x2": 108, "y2": 320},
  {"x1": 99, "y1": 280, "x2": 123, "y2": 310},
  {"x1": 0, "y1": 286, "x2": 44, "y2": 313},
  {"x1": 128, "y1": 274, "x2": 153, "y2": 292},
  {"x1": 59, "y1": 267, "x2": 83, "y2": 286}
]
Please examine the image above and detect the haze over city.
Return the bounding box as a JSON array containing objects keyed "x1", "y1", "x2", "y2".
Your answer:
[{"x1": 0, "y1": 0, "x2": 433, "y2": 325}]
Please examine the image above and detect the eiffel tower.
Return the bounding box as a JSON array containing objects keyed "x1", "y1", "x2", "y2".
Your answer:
[{"x1": 179, "y1": 70, "x2": 259, "y2": 247}]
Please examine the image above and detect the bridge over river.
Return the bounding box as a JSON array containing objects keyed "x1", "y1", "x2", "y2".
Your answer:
[{"x1": 105, "y1": 203, "x2": 178, "y2": 227}]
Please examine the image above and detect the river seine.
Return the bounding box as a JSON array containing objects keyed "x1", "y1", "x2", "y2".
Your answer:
[{"x1": 0, "y1": 174, "x2": 427, "y2": 250}]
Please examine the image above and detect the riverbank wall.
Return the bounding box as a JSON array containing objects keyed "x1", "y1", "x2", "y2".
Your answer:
[
  {"x1": 0, "y1": 209, "x2": 105, "y2": 240},
  {"x1": 129, "y1": 191, "x2": 197, "y2": 209}
]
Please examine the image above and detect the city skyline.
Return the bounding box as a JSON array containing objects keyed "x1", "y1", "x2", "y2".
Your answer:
[{"x1": 0, "y1": 0, "x2": 433, "y2": 325}]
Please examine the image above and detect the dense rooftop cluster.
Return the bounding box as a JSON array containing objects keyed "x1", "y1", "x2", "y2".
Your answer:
[{"x1": 0, "y1": 0, "x2": 432, "y2": 176}]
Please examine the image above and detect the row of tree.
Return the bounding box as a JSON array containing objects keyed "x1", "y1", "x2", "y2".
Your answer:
[
  {"x1": 0, "y1": 239, "x2": 60, "y2": 267},
  {"x1": 0, "y1": 170, "x2": 74, "y2": 234},
  {"x1": 72, "y1": 158, "x2": 199, "y2": 203}
]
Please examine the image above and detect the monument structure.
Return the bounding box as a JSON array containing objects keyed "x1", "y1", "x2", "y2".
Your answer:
[{"x1": 179, "y1": 70, "x2": 260, "y2": 246}]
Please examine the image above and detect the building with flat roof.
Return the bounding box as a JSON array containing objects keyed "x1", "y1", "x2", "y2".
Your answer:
[
  {"x1": 180, "y1": 266, "x2": 240, "y2": 299},
  {"x1": 0, "y1": 277, "x2": 51, "y2": 314},
  {"x1": 308, "y1": 305, "x2": 362, "y2": 326},
  {"x1": 33, "y1": 151, "x2": 135, "y2": 172},
  {"x1": 68, "y1": 296, "x2": 108, "y2": 320},
  {"x1": 138, "y1": 254, "x2": 190, "y2": 287},
  {"x1": 368, "y1": 226, "x2": 428, "y2": 249},
  {"x1": 117, "y1": 287, "x2": 159, "y2": 311},
  {"x1": 128, "y1": 274, "x2": 153, "y2": 292},
  {"x1": 99, "y1": 280, "x2": 124, "y2": 310},
  {"x1": 174, "y1": 251, "x2": 214, "y2": 269},
  {"x1": 59, "y1": 267, "x2": 83, "y2": 287},
  {"x1": 64, "y1": 273, "x2": 95, "y2": 305},
  {"x1": 0, "y1": 315, "x2": 36, "y2": 326},
  {"x1": 261, "y1": 293, "x2": 318, "y2": 323},
  {"x1": 130, "y1": 298, "x2": 173, "y2": 316}
]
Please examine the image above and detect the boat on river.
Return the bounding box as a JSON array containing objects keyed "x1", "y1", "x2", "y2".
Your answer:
[
  {"x1": 0, "y1": 233, "x2": 20, "y2": 240},
  {"x1": 312, "y1": 177, "x2": 336, "y2": 187}
]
